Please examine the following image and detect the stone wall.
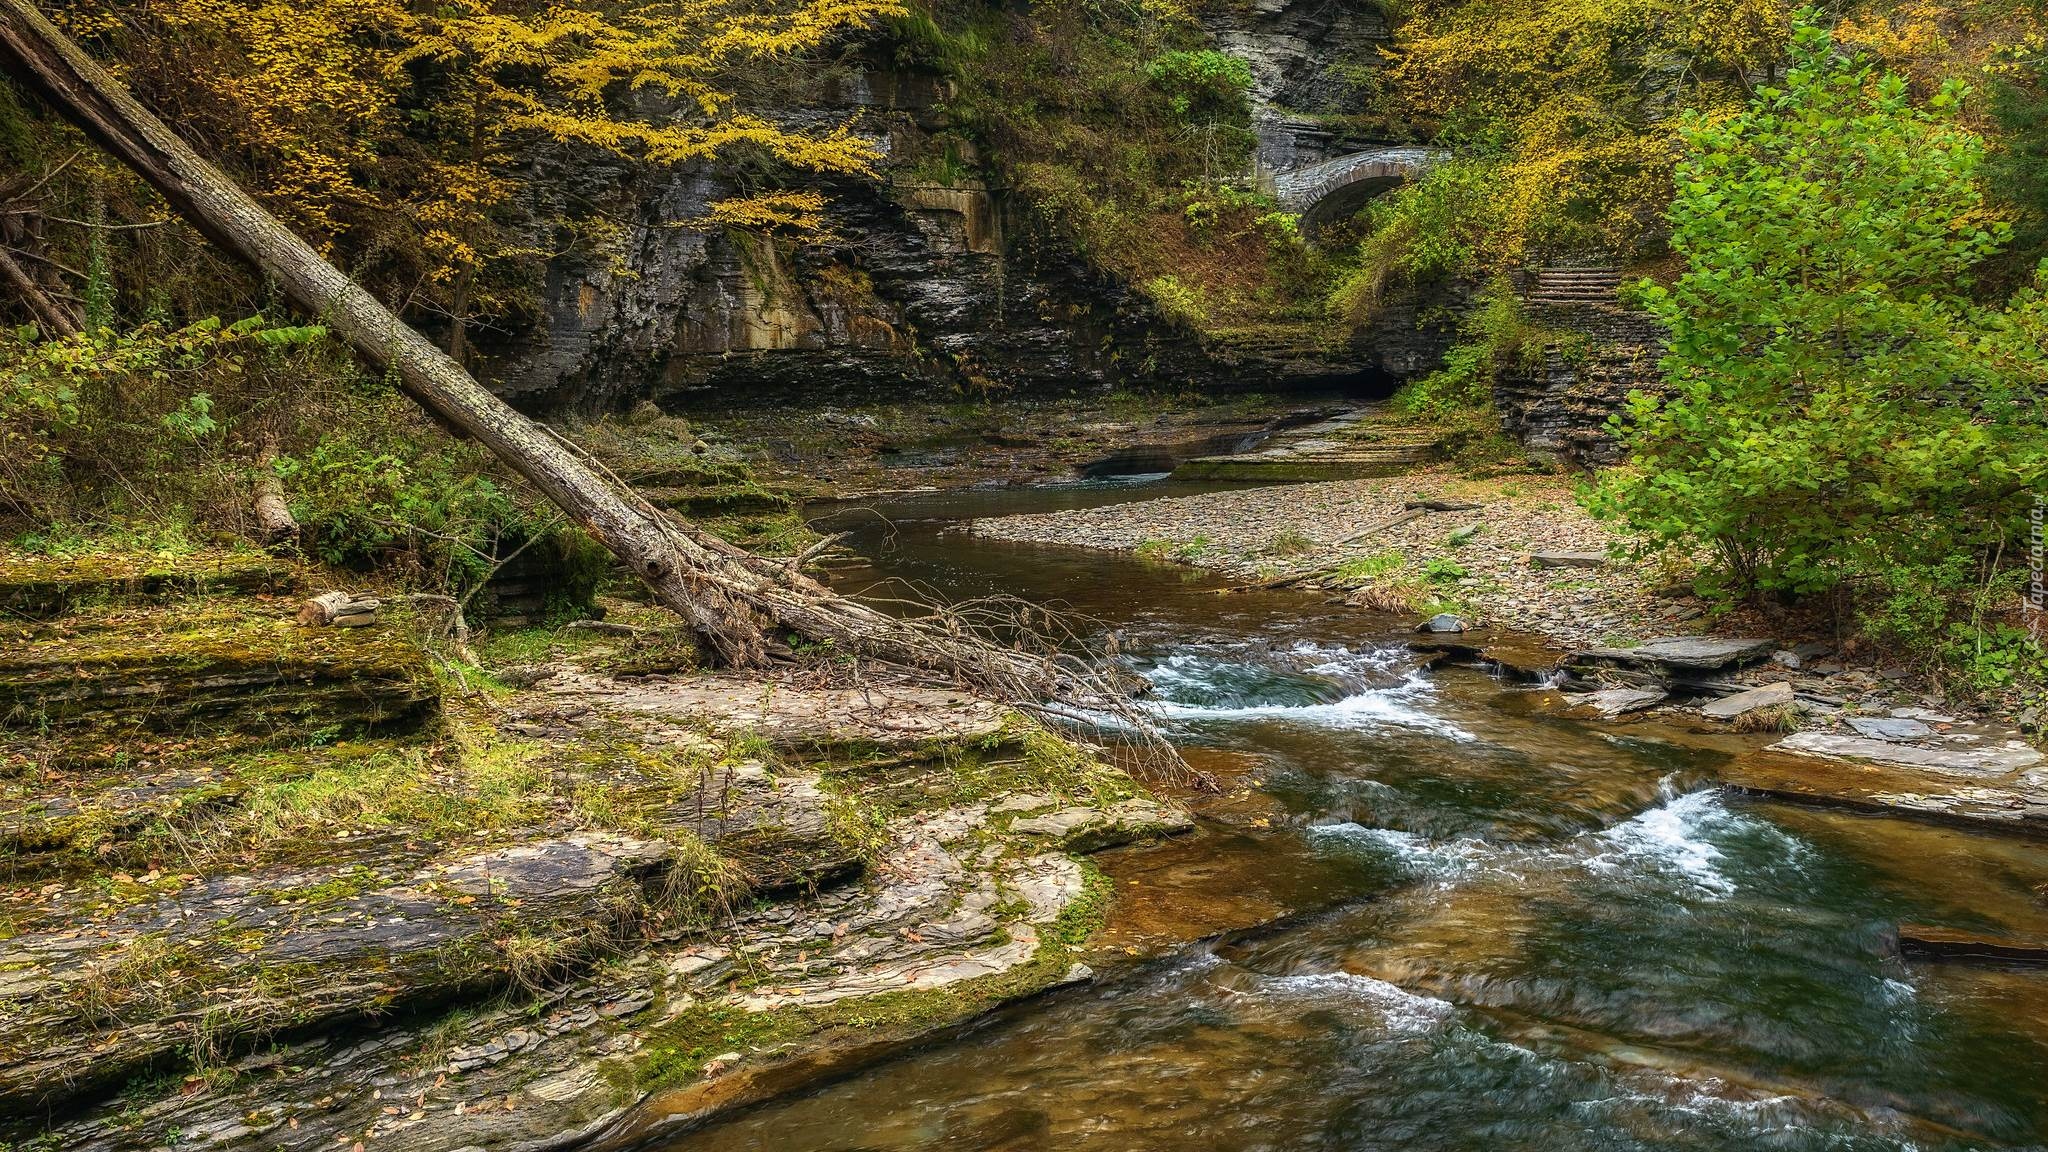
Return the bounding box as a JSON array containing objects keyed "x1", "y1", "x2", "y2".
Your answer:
[{"x1": 1495, "y1": 303, "x2": 1665, "y2": 466}]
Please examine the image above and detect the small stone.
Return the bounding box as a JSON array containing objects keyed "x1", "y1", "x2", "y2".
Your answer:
[
  {"x1": 1770, "y1": 650, "x2": 1801, "y2": 670},
  {"x1": 1700, "y1": 681, "x2": 1795, "y2": 720}
]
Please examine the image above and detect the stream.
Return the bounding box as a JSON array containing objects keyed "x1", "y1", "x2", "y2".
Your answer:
[{"x1": 679, "y1": 479, "x2": 2048, "y2": 1151}]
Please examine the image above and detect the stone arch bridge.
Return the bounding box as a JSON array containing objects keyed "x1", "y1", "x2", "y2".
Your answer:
[{"x1": 1269, "y1": 146, "x2": 1440, "y2": 235}]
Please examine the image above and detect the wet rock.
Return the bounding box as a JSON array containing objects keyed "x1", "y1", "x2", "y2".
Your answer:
[
  {"x1": 1700, "y1": 681, "x2": 1794, "y2": 720},
  {"x1": 1570, "y1": 636, "x2": 1775, "y2": 675},
  {"x1": 1566, "y1": 687, "x2": 1667, "y2": 719},
  {"x1": 1846, "y1": 717, "x2": 1934, "y2": 742},
  {"x1": 1771, "y1": 732, "x2": 2044, "y2": 775},
  {"x1": 1530, "y1": 551, "x2": 1607, "y2": 569},
  {"x1": 1008, "y1": 798, "x2": 1194, "y2": 853},
  {"x1": 1897, "y1": 923, "x2": 2048, "y2": 965},
  {"x1": 1415, "y1": 613, "x2": 1468, "y2": 634}
]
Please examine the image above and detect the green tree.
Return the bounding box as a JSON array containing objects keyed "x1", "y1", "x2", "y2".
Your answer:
[{"x1": 1588, "y1": 13, "x2": 2048, "y2": 601}]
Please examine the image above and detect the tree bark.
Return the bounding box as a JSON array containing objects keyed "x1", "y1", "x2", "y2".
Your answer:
[
  {"x1": 0, "y1": 0, "x2": 1094, "y2": 714},
  {"x1": 251, "y1": 433, "x2": 298, "y2": 545},
  {"x1": 0, "y1": 244, "x2": 79, "y2": 337}
]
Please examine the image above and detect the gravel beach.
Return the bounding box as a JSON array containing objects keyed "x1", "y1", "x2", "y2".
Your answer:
[{"x1": 970, "y1": 468, "x2": 1709, "y2": 648}]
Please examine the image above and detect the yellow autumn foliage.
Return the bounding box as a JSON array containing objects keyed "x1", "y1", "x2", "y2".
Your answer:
[
  {"x1": 59, "y1": 0, "x2": 903, "y2": 345},
  {"x1": 1379, "y1": 0, "x2": 1785, "y2": 266}
]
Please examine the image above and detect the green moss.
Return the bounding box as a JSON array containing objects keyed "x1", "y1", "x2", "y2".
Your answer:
[{"x1": 0, "y1": 547, "x2": 292, "y2": 620}]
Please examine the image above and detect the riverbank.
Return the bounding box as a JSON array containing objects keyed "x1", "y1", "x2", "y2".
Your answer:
[
  {"x1": 0, "y1": 550, "x2": 1192, "y2": 1151},
  {"x1": 970, "y1": 465, "x2": 1703, "y2": 648}
]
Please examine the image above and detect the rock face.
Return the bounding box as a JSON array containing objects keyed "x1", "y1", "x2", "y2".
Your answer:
[
  {"x1": 1210, "y1": 0, "x2": 1396, "y2": 176},
  {"x1": 479, "y1": 57, "x2": 1374, "y2": 416}
]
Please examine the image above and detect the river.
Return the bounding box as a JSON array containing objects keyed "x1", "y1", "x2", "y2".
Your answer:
[{"x1": 674, "y1": 478, "x2": 2048, "y2": 1151}]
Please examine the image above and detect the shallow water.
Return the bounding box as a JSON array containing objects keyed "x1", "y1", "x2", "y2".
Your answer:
[{"x1": 680, "y1": 479, "x2": 2048, "y2": 1151}]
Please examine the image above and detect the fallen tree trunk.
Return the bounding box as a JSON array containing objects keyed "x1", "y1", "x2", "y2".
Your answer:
[
  {"x1": 0, "y1": 0, "x2": 1132, "y2": 725},
  {"x1": 0, "y1": 244, "x2": 78, "y2": 337}
]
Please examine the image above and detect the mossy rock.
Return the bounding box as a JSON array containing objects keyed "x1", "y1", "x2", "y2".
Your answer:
[
  {"x1": 641, "y1": 482, "x2": 799, "y2": 518},
  {"x1": 0, "y1": 549, "x2": 294, "y2": 620},
  {"x1": 0, "y1": 602, "x2": 436, "y2": 740}
]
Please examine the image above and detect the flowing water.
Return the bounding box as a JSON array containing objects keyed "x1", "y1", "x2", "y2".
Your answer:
[{"x1": 679, "y1": 479, "x2": 2048, "y2": 1151}]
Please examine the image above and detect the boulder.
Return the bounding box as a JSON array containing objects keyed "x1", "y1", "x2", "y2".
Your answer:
[
  {"x1": 1700, "y1": 681, "x2": 1794, "y2": 720},
  {"x1": 1415, "y1": 613, "x2": 1469, "y2": 634}
]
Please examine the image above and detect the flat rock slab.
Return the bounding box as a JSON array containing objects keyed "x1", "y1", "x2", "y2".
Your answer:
[
  {"x1": 0, "y1": 604, "x2": 434, "y2": 737},
  {"x1": 1846, "y1": 716, "x2": 1934, "y2": 741},
  {"x1": 1771, "y1": 731, "x2": 2044, "y2": 776},
  {"x1": 543, "y1": 669, "x2": 1009, "y2": 749},
  {"x1": 1727, "y1": 735, "x2": 2048, "y2": 836},
  {"x1": 1568, "y1": 687, "x2": 1667, "y2": 718},
  {"x1": 1571, "y1": 636, "x2": 1775, "y2": 674},
  {"x1": 1898, "y1": 923, "x2": 2048, "y2": 965},
  {"x1": 1006, "y1": 797, "x2": 1194, "y2": 853},
  {"x1": 1700, "y1": 681, "x2": 1794, "y2": 720},
  {"x1": 15, "y1": 773, "x2": 1187, "y2": 1152},
  {"x1": 0, "y1": 831, "x2": 677, "y2": 1107},
  {"x1": 0, "y1": 550, "x2": 293, "y2": 620}
]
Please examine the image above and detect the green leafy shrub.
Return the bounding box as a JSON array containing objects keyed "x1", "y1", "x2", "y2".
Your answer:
[
  {"x1": 1329, "y1": 160, "x2": 1511, "y2": 322},
  {"x1": 1587, "y1": 14, "x2": 2048, "y2": 698},
  {"x1": 1141, "y1": 275, "x2": 1212, "y2": 328},
  {"x1": 1591, "y1": 17, "x2": 2048, "y2": 599},
  {"x1": 1145, "y1": 50, "x2": 1253, "y2": 125}
]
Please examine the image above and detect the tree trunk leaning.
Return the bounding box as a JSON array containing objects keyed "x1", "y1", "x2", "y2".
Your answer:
[
  {"x1": 0, "y1": 0, "x2": 779, "y2": 661},
  {"x1": 0, "y1": 0, "x2": 1090, "y2": 713}
]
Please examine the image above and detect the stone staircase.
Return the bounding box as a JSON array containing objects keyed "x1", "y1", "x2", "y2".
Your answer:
[{"x1": 1525, "y1": 265, "x2": 1624, "y2": 309}]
